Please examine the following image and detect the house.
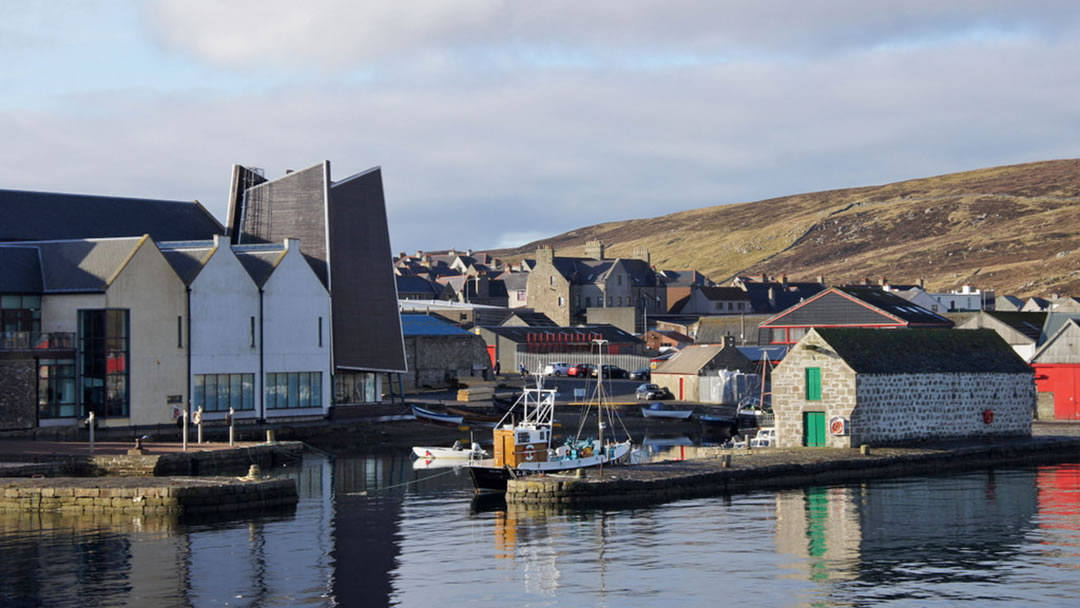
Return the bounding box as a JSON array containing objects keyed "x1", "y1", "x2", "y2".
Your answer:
[
  {"x1": 226, "y1": 163, "x2": 405, "y2": 405},
  {"x1": 1023, "y1": 297, "x2": 1053, "y2": 312},
  {"x1": 1030, "y1": 316, "x2": 1080, "y2": 421},
  {"x1": 772, "y1": 328, "x2": 1034, "y2": 448},
  {"x1": 395, "y1": 275, "x2": 448, "y2": 300},
  {"x1": 956, "y1": 311, "x2": 1047, "y2": 361},
  {"x1": 525, "y1": 241, "x2": 665, "y2": 327},
  {"x1": 995, "y1": 295, "x2": 1026, "y2": 312},
  {"x1": 671, "y1": 286, "x2": 752, "y2": 315},
  {"x1": 500, "y1": 271, "x2": 531, "y2": 309},
  {"x1": 400, "y1": 313, "x2": 492, "y2": 390},
  {"x1": 658, "y1": 269, "x2": 714, "y2": 313},
  {"x1": 758, "y1": 286, "x2": 953, "y2": 346},
  {"x1": 651, "y1": 337, "x2": 756, "y2": 401},
  {"x1": 731, "y1": 274, "x2": 827, "y2": 314}
]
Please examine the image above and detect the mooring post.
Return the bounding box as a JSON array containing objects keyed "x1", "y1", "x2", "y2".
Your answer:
[
  {"x1": 195, "y1": 406, "x2": 204, "y2": 444},
  {"x1": 87, "y1": 411, "x2": 95, "y2": 455},
  {"x1": 182, "y1": 409, "x2": 188, "y2": 452},
  {"x1": 228, "y1": 407, "x2": 235, "y2": 447}
]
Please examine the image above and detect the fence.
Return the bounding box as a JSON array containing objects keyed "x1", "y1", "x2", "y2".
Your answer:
[{"x1": 514, "y1": 352, "x2": 652, "y2": 375}]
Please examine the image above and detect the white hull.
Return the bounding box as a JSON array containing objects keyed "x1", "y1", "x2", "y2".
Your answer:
[
  {"x1": 641, "y1": 408, "x2": 694, "y2": 420},
  {"x1": 411, "y1": 445, "x2": 488, "y2": 460}
]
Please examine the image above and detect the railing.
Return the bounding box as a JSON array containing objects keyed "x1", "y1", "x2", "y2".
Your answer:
[
  {"x1": 515, "y1": 352, "x2": 652, "y2": 376},
  {"x1": 0, "y1": 332, "x2": 76, "y2": 351}
]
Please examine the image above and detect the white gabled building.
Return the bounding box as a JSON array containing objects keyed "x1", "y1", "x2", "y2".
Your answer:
[{"x1": 235, "y1": 238, "x2": 332, "y2": 420}]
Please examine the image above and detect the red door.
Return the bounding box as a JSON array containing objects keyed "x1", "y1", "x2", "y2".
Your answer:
[
  {"x1": 486, "y1": 345, "x2": 496, "y2": 368},
  {"x1": 1035, "y1": 364, "x2": 1080, "y2": 420},
  {"x1": 678, "y1": 377, "x2": 684, "y2": 400}
]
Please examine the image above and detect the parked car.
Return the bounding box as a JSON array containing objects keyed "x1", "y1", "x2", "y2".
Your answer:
[
  {"x1": 543, "y1": 361, "x2": 570, "y2": 376},
  {"x1": 594, "y1": 364, "x2": 628, "y2": 379},
  {"x1": 635, "y1": 383, "x2": 673, "y2": 400},
  {"x1": 568, "y1": 363, "x2": 596, "y2": 377},
  {"x1": 630, "y1": 367, "x2": 651, "y2": 381}
]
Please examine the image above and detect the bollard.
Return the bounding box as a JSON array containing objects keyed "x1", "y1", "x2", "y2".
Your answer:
[
  {"x1": 195, "y1": 407, "x2": 204, "y2": 444},
  {"x1": 266, "y1": 429, "x2": 276, "y2": 443},
  {"x1": 860, "y1": 444, "x2": 872, "y2": 456},
  {"x1": 87, "y1": 411, "x2": 95, "y2": 455},
  {"x1": 721, "y1": 454, "x2": 731, "y2": 468},
  {"x1": 228, "y1": 407, "x2": 235, "y2": 447},
  {"x1": 182, "y1": 409, "x2": 188, "y2": 452}
]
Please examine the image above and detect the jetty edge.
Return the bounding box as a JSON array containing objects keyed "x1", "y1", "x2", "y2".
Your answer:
[{"x1": 506, "y1": 434, "x2": 1080, "y2": 506}]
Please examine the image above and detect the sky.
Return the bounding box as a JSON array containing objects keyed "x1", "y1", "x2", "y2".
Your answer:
[{"x1": 3, "y1": 1, "x2": 1080, "y2": 255}]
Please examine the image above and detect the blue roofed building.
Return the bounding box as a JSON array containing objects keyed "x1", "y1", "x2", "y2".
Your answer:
[{"x1": 400, "y1": 313, "x2": 493, "y2": 390}]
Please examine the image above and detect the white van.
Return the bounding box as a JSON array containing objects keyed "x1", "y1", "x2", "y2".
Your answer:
[{"x1": 543, "y1": 361, "x2": 570, "y2": 376}]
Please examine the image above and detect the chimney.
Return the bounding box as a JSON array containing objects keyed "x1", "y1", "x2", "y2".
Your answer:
[
  {"x1": 416, "y1": 250, "x2": 424, "y2": 257},
  {"x1": 863, "y1": 277, "x2": 872, "y2": 286},
  {"x1": 760, "y1": 273, "x2": 768, "y2": 283},
  {"x1": 880, "y1": 276, "x2": 888, "y2": 287},
  {"x1": 467, "y1": 248, "x2": 473, "y2": 256},
  {"x1": 285, "y1": 169, "x2": 294, "y2": 174},
  {"x1": 449, "y1": 249, "x2": 457, "y2": 256},
  {"x1": 584, "y1": 240, "x2": 605, "y2": 260},
  {"x1": 722, "y1": 335, "x2": 735, "y2": 349},
  {"x1": 781, "y1": 274, "x2": 788, "y2": 288},
  {"x1": 398, "y1": 251, "x2": 406, "y2": 259},
  {"x1": 918, "y1": 277, "x2": 925, "y2": 289},
  {"x1": 633, "y1": 245, "x2": 651, "y2": 265},
  {"x1": 536, "y1": 244, "x2": 555, "y2": 265},
  {"x1": 817, "y1": 275, "x2": 826, "y2": 286}
]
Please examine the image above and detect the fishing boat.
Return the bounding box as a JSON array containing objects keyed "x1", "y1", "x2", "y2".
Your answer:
[
  {"x1": 468, "y1": 344, "x2": 634, "y2": 493},
  {"x1": 640, "y1": 402, "x2": 694, "y2": 420},
  {"x1": 410, "y1": 405, "x2": 464, "y2": 426}
]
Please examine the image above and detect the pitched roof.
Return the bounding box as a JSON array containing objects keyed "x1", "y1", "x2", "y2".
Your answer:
[
  {"x1": 812, "y1": 328, "x2": 1031, "y2": 374},
  {"x1": 698, "y1": 286, "x2": 750, "y2": 301},
  {"x1": 763, "y1": 286, "x2": 953, "y2": 328},
  {"x1": 499, "y1": 272, "x2": 530, "y2": 291},
  {"x1": 396, "y1": 275, "x2": 440, "y2": 296},
  {"x1": 654, "y1": 343, "x2": 753, "y2": 374},
  {"x1": 0, "y1": 189, "x2": 223, "y2": 242},
  {"x1": 0, "y1": 246, "x2": 43, "y2": 292},
  {"x1": 233, "y1": 245, "x2": 286, "y2": 287},
  {"x1": 981, "y1": 311, "x2": 1047, "y2": 342},
  {"x1": 158, "y1": 241, "x2": 216, "y2": 285},
  {"x1": 400, "y1": 313, "x2": 473, "y2": 336},
  {"x1": 501, "y1": 310, "x2": 558, "y2": 327},
  {"x1": 1040, "y1": 312, "x2": 1080, "y2": 346},
  {"x1": 1031, "y1": 318, "x2": 1080, "y2": 363},
  {"x1": 29, "y1": 237, "x2": 147, "y2": 292}
]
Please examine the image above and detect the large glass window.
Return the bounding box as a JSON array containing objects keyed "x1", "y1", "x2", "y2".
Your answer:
[
  {"x1": 193, "y1": 373, "x2": 255, "y2": 412},
  {"x1": 38, "y1": 358, "x2": 76, "y2": 418},
  {"x1": 335, "y1": 371, "x2": 377, "y2": 404},
  {"x1": 79, "y1": 309, "x2": 129, "y2": 418},
  {"x1": 266, "y1": 371, "x2": 323, "y2": 409}
]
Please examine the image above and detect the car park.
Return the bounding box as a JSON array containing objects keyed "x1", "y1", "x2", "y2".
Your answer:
[
  {"x1": 543, "y1": 361, "x2": 570, "y2": 376},
  {"x1": 635, "y1": 383, "x2": 673, "y2": 400},
  {"x1": 568, "y1": 363, "x2": 596, "y2": 377}
]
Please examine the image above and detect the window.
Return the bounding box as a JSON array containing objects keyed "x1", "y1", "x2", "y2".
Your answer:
[
  {"x1": 728, "y1": 302, "x2": 734, "y2": 311},
  {"x1": 1, "y1": 294, "x2": 41, "y2": 335},
  {"x1": 549, "y1": 276, "x2": 555, "y2": 286},
  {"x1": 607, "y1": 296, "x2": 613, "y2": 306},
  {"x1": 79, "y1": 309, "x2": 129, "y2": 418},
  {"x1": 558, "y1": 297, "x2": 565, "y2": 307},
  {"x1": 336, "y1": 371, "x2": 377, "y2": 403},
  {"x1": 266, "y1": 371, "x2": 323, "y2": 409},
  {"x1": 770, "y1": 328, "x2": 787, "y2": 344},
  {"x1": 617, "y1": 275, "x2": 623, "y2": 286},
  {"x1": 805, "y1": 367, "x2": 822, "y2": 401},
  {"x1": 586, "y1": 297, "x2": 592, "y2": 307},
  {"x1": 517, "y1": 291, "x2": 527, "y2": 301},
  {"x1": 715, "y1": 303, "x2": 723, "y2": 312},
  {"x1": 738, "y1": 302, "x2": 745, "y2": 311},
  {"x1": 249, "y1": 316, "x2": 256, "y2": 348},
  {"x1": 38, "y1": 359, "x2": 76, "y2": 418},
  {"x1": 318, "y1": 316, "x2": 323, "y2": 347},
  {"x1": 789, "y1": 327, "x2": 808, "y2": 342},
  {"x1": 193, "y1": 373, "x2": 255, "y2": 412}
]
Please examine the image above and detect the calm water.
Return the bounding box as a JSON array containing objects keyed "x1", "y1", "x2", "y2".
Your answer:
[{"x1": 1, "y1": 450, "x2": 1079, "y2": 607}]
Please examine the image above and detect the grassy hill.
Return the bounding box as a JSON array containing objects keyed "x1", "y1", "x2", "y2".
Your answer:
[{"x1": 487, "y1": 159, "x2": 1080, "y2": 297}]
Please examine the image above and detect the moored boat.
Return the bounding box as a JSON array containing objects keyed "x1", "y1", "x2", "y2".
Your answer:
[
  {"x1": 411, "y1": 440, "x2": 488, "y2": 461},
  {"x1": 410, "y1": 405, "x2": 465, "y2": 426},
  {"x1": 641, "y1": 402, "x2": 694, "y2": 420}
]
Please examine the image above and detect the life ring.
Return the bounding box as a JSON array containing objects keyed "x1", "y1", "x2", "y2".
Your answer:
[
  {"x1": 525, "y1": 444, "x2": 535, "y2": 452},
  {"x1": 526, "y1": 453, "x2": 535, "y2": 461},
  {"x1": 982, "y1": 409, "x2": 994, "y2": 424}
]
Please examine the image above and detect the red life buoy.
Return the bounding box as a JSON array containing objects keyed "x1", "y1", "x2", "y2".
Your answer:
[{"x1": 982, "y1": 410, "x2": 994, "y2": 424}]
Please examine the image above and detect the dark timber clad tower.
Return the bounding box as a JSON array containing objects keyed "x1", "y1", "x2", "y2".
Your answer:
[{"x1": 225, "y1": 162, "x2": 407, "y2": 400}]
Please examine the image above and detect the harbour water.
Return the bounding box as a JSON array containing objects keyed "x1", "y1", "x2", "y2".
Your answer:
[{"x1": 1, "y1": 450, "x2": 1078, "y2": 607}]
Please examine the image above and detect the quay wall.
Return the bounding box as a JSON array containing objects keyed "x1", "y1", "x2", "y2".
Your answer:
[
  {"x1": 506, "y1": 438, "x2": 1080, "y2": 506},
  {"x1": 0, "y1": 477, "x2": 297, "y2": 515},
  {"x1": 0, "y1": 442, "x2": 303, "y2": 477}
]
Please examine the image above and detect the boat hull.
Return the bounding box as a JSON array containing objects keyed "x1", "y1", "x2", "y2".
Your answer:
[{"x1": 641, "y1": 408, "x2": 694, "y2": 420}]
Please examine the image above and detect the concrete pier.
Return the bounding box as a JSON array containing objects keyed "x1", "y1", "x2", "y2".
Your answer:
[
  {"x1": 0, "y1": 476, "x2": 297, "y2": 515},
  {"x1": 506, "y1": 435, "x2": 1080, "y2": 505}
]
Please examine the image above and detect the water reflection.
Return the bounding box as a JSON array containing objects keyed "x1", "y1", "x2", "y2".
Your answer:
[{"x1": 3, "y1": 450, "x2": 1080, "y2": 607}]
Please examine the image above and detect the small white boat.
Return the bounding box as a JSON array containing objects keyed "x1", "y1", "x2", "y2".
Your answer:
[
  {"x1": 410, "y1": 405, "x2": 465, "y2": 426},
  {"x1": 641, "y1": 402, "x2": 694, "y2": 420},
  {"x1": 411, "y1": 441, "x2": 488, "y2": 461}
]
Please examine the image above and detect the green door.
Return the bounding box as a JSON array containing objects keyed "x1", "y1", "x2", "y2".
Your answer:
[{"x1": 804, "y1": 411, "x2": 826, "y2": 447}]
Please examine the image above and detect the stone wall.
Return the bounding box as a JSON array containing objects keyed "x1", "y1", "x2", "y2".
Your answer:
[
  {"x1": 403, "y1": 334, "x2": 492, "y2": 390},
  {"x1": 851, "y1": 373, "x2": 1033, "y2": 445},
  {"x1": 0, "y1": 359, "x2": 37, "y2": 431},
  {"x1": 773, "y1": 335, "x2": 857, "y2": 448}
]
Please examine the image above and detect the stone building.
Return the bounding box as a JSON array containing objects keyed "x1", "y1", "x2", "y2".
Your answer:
[
  {"x1": 400, "y1": 314, "x2": 492, "y2": 390},
  {"x1": 772, "y1": 328, "x2": 1034, "y2": 448}
]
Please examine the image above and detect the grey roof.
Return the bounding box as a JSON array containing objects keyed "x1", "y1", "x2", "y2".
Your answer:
[
  {"x1": 233, "y1": 246, "x2": 285, "y2": 287},
  {"x1": 159, "y1": 243, "x2": 215, "y2": 285},
  {"x1": 698, "y1": 286, "x2": 750, "y2": 301},
  {"x1": 548, "y1": 256, "x2": 661, "y2": 287},
  {"x1": 401, "y1": 313, "x2": 473, "y2": 337},
  {"x1": 501, "y1": 310, "x2": 558, "y2": 327},
  {"x1": 765, "y1": 286, "x2": 953, "y2": 328},
  {"x1": 1040, "y1": 312, "x2": 1080, "y2": 346},
  {"x1": 659, "y1": 269, "x2": 710, "y2": 287},
  {"x1": 654, "y1": 343, "x2": 753, "y2": 374},
  {"x1": 812, "y1": 328, "x2": 1031, "y2": 374},
  {"x1": 30, "y1": 237, "x2": 146, "y2": 292},
  {"x1": 0, "y1": 189, "x2": 223, "y2": 242},
  {"x1": 980, "y1": 311, "x2": 1047, "y2": 342},
  {"x1": 396, "y1": 275, "x2": 440, "y2": 296},
  {"x1": 0, "y1": 246, "x2": 43, "y2": 292}
]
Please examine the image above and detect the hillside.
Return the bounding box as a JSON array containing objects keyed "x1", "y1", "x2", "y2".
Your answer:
[{"x1": 487, "y1": 160, "x2": 1080, "y2": 297}]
